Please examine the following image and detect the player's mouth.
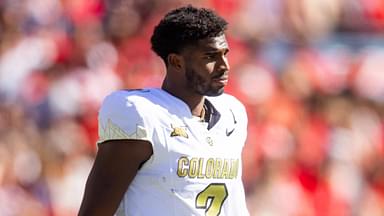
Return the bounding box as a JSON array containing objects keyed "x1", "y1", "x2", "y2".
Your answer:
[{"x1": 212, "y1": 74, "x2": 228, "y2": 86}]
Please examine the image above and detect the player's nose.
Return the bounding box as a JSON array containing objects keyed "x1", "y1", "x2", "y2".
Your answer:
[{"x1": 218, "y1": 55, "x2": 230, "y2": 72}]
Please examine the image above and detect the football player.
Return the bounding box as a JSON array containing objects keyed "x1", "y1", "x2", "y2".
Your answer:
[{"x1": 79, "y1": 5, "x2": 250, "y2": 216}]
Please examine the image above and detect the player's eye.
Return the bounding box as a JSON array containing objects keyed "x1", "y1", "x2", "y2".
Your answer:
[{"x1": 205, "y1": 54, "x2": 216, "y2": 60}]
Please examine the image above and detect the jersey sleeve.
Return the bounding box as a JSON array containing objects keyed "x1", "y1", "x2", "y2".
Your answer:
[{"x1": 97, "y1": 90, "x2": 153, "y2": 145}]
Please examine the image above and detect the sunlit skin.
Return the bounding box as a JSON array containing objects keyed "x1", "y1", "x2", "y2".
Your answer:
[
  {"x1": 183, "y1": 34, "x2": 230, "y2": 96},
  {"x1": 162, "y1": 34, "x2": 230, "y2": 117}
]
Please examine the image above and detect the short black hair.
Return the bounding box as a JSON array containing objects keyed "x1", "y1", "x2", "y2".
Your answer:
[{"x1": 151, "y1": 5, "x2": 228, "y2": 64}]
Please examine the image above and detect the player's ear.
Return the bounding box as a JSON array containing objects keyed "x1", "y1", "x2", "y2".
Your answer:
[{"x1": 168, "y1": 53, "x2": 184, "y2": 71}]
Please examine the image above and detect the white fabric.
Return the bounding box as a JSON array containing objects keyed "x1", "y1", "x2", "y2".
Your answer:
[{"x1": 98, "y1": 88, "x2": 249, "y2": 216}]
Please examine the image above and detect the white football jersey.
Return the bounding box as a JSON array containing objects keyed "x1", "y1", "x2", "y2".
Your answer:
[{"x1": 98, "y1": 88, "x2": 249, "y2": 216}]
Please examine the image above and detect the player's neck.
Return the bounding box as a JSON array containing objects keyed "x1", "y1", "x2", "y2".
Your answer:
[{"x1": 161, "y1": 82, "x2": 205, "y2": 117}]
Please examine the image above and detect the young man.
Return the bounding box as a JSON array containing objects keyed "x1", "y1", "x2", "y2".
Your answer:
[{"x1": 78, "y1": 5, "x2": 250, "y2": 216}]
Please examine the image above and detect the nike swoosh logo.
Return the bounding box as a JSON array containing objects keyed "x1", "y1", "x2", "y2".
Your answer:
[
  {"x1": 226, "y1": 109, "x2": 237, "y2": 136},
  {"x1": 226, "y1": 128, "x2": 235, "y2": 136}
]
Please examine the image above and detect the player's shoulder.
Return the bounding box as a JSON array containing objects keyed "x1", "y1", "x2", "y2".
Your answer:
[
  {"x1": 207, "y1": 93, "x2": 246, "y2": 112},
  {"x1": 101, "y1": 88, "x2": 157, "y2": 108}
]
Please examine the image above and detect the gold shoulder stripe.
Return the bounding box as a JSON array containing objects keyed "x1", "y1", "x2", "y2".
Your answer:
[{"x1": 99, "y1": 119, "x2": 148, "y2": 141}]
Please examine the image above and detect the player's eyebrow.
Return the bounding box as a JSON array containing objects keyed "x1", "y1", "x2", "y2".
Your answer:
[
  {"x1": 203, "y1": 49, "x2": 229, "y2": 57},
  {"x1": 203, "y1": 47, "x2": 229, "y2": 54}
]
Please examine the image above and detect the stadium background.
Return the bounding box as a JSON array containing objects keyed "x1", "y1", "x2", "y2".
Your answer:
[{"x1": 0, "y1": 0, "x2": 384, "y2": 215}]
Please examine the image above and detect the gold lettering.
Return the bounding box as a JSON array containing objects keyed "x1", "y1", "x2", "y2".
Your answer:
[
  {"x1": 221, "y1": 159, "x2": 229, "y2": 179},
  {"x1": 189, "y1": 158, "x2": 198, "y2": 178},
  {"x1": 197, "y1": 158, "x2": 204, "y2": 178},
  {"x1": 177, "y1": 156, "x2": 188, "y2": 177},
  {"x1": 229, "y1": 159, "x2": 239, "y2": 179},
  {"x1": 205, "y1": 158, "x2": 214, "y2": 178},
  {"x1": 177, "y1": 157, "x2": 239, "y2": 180},
  {"x1": 214, "y1": 159, "x2": 222, "y2": 178}
]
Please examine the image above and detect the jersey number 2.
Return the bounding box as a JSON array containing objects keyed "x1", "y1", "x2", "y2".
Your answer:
[{"x1": 195, "y1": 183, "x2": 228, "y2": 216}]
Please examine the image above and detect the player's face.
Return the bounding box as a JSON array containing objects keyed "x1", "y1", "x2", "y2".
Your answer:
[{"x1": 183, "y1": 34, "x2": 230, "y2": 96}]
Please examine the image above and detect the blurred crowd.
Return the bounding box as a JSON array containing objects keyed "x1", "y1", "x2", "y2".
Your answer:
[{"x1": 0, "y1": 0, "x2": 384, "y2": 215}]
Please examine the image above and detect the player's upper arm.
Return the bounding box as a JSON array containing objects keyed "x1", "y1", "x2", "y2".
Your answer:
[
  {"x1": 78, "y1": 90, "x2": 155, "y2": 216},
  {"x1": 78, "y1": 139, "x2": 152, "y2": 216}
]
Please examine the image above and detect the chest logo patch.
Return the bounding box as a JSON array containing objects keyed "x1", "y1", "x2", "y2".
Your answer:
[{"x1": 170, "y1": 124, "x2": 189, "y2": 138}]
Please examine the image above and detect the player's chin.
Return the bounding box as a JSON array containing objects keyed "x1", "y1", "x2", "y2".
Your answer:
[{"x1": 205, "y1": 86, "x2": 225, "y2": 97}]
